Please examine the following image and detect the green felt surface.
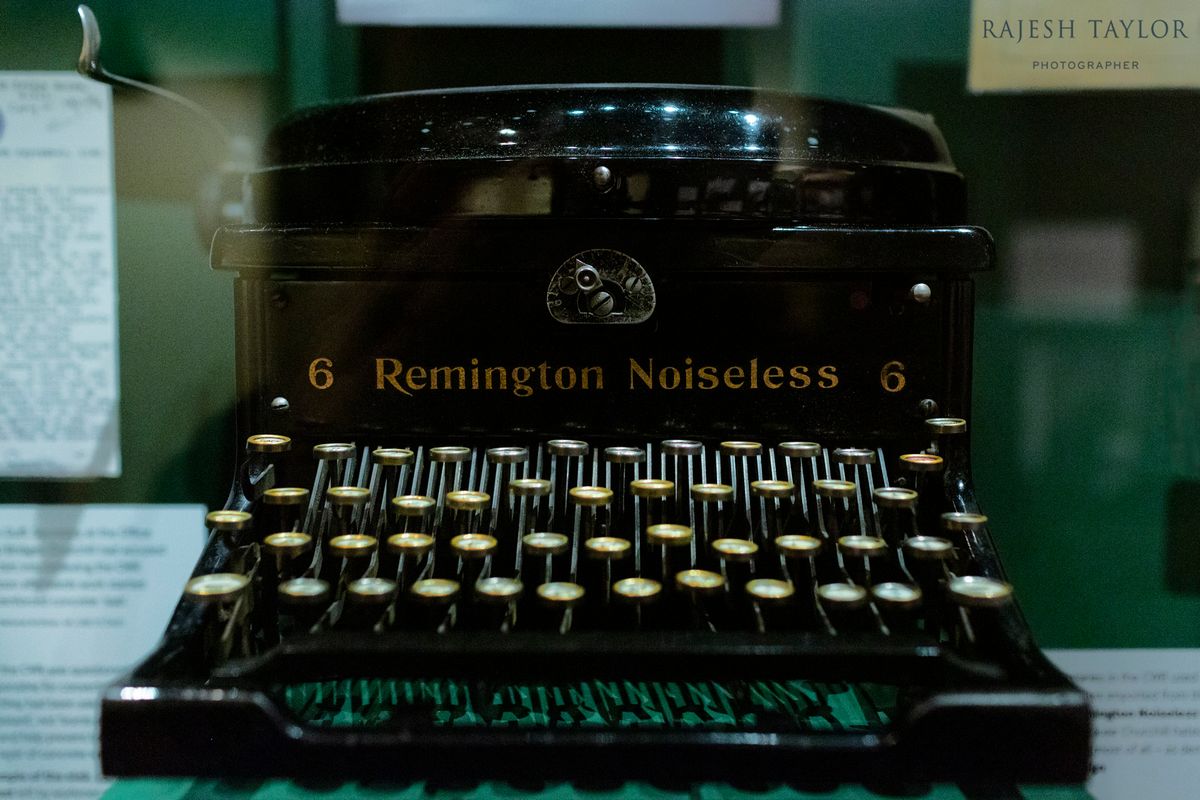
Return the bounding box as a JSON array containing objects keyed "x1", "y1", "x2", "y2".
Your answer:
[{"x1": 102, "y1": 779, "x2": 1091, "y2": 800}]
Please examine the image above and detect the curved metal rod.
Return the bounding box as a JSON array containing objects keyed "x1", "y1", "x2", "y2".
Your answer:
[{"x1": 76, "y1": 4, "x2": 233, "y2": 150}]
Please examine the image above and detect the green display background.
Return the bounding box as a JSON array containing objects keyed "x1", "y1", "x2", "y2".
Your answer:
[{"x1": 1, "y1": 0, "x2": 1196, "y2": 667}]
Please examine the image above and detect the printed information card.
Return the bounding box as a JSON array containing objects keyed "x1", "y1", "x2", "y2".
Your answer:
[
  {"x1": 1048, "y1": 649, "x2": 1200, "y2": 800},
  {"x1": 0, "y1": 505, "x2": 204, "y2": 800},
  {"x1": 0, "y1": 72, "x2": 119, "y2": 478}
]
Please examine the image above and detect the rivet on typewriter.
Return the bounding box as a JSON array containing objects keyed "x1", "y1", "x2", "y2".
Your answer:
[
  {"x1": 522, "y1": 531, "x2": 569, "y2": 586},
  {"x1": 246, "y1": 434, "x2": 291, "y2": 454},
  {"x1": 263, "y1": 532, "x2": 314, "y2": 580}
]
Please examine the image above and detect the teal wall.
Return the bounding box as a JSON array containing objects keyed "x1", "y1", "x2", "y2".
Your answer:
[{"x1": 3, "y1": 0, "x2": 1197, "y2": 648}]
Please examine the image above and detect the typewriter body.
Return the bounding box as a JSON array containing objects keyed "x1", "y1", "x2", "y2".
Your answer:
[{"x1": 100, "y1": 85, "x2": 1090, "y2": 783}]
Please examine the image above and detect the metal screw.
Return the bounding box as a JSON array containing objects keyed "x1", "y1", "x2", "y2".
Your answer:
[
  {"x1": 910, "y1": 283, "x2": 932, "y2": 304},
  {"x1": 270, "y1": 396, "x2": 290, "y2": 413},
  {"x1": 919, "y1": 399, "x2": 939, "y2": 417},
  {"x1": 592, "y1": 165, "x2": 614, "y2": 191}
]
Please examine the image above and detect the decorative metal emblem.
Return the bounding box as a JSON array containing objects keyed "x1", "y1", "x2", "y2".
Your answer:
[{"x1": 546, "y1": 249, "x2": 655, "y2": 324}]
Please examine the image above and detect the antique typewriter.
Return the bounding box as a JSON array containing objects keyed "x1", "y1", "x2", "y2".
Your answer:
[{"x1": 98, "y1": 83, "x2": 1092, "y2": 784}]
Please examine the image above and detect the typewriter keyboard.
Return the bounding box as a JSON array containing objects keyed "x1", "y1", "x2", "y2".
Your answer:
[{"x1": 189, "y1": 425, "x2": 1013, "y2": 666}]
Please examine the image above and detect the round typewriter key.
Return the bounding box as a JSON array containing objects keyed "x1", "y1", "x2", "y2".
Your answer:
[
  {"x1": 347, "y1": 577, "x2": 398, "y2": 605},
  {"x1": 746, "y1": 578, "x2": 795, "y2": 604},
  {"x1": 778, "y1": 441, "x2": 821, "y2": 458},
  {"x1": 817, "y1": 582, "x2": 868, "y2": 609},
  {"x1": 631, "y1": 479, "x2": 674, "y2": 499},
  {"x1": 691, "y1": 483, "x2": 733, "y2": 502},
  {"x1": 947, "y1": 576, "x2": 1013, "y2": 608},
  {"x1": 899, "y1": 453, "x2": 944, "y2": 472},
  {"x1": 509, "y1": 478, "x2": 552, "y2": 497},
  {"x1": 446, "y1": 490, "x2": 490, "y2": 511},
  {"x1": 751, "y1": 480, "x2": 794, "y2": 499},
  {"x1": 523, "y1": 531, "x2": 569, "y2": 556},
  {"x1": 903, "y1": 535, "x2": 954, "y2": 560},
  {"x1": 833, "y1": 447, "x2": 876, "y2": 465},
  {"x1": 675, "y1": 569, "x2": 726, "y2": 595},
  {"x1": 873, "y1": 487, "x2": 918, "y2": 508},
  {"x1": 813, "y1": 479, "x2": 857, "y2": 499},
  {"x1": 329, "y1": 534, "x2": 377, "y2": 559},
  {"x1": 720, "y1": 440, "x2": 762, "y2": 457},
  {"x1": 475, "y1": 576, "x2": 524, "y2": 603},
  {"x1": 387, "y1": 532, "x2": 435, "y2": 556},
  {"x1": 925, "y1": 417, "x2": 967, "y2": 435},
  {"x1": 604, "y1": 446, "x2": 645, "y2": 464},
  {"x1": 410, "y1": 578, "x2": 461, "y2": 603},
  {"x1": 712, "y1": 538, "x2": 758, "y2": 562},
  {"x1": 327, "y1": 486, "x2": 370, "y2": 506},
  {"x1": 585, "y1": 536, "x2": 631, "y2": 559},
  {"x1": 547, "y1": 439, "x2": 589, "y2": 457},
  {"x1": 537, "y1": 581, "x2": 585, "y2": 606},
  {"x1": 278, "y1": 577, "x2": 331, "y2": 605},
  {"x1": 661, "y1": 439, "x2": 702, "y2": 456},
  {"x1": 872, "y1": 582, "x2": 923, "y2": 609},
  {"x1": 372, "y1": 447, "x2": 413, "y2": 466},
  {"x1": 777, "y1": 534, "x2": 823, "y2": 558},
  {"x1": 942, "y1": 512, "x2": 988, "y2": 532},
  {"x1": 185, "y1": 573, "x2": 250, "y2": 601},
  {"x1": 429, "y1": 446, "x2": 471, "y2": 463},
  {"x1": 206, "y1": 510, "x2": 252, "y2": 532},
  {"x1": 451, "y1": 533, "x2": 498, "y2": 559},
  {"x1": 392, "y1": 495, "x2": 436, "y2": 516},
  {"x1": 247, "y1": 434, "x2": 291, "y2": 453},
  {"x1": 837, "y1": 535, "x2": 888, "y2": 558},
  {"x1": 313, "y1": 442, "x2": 355, "y2": 460},
  {"x1": 264, "y1": 531, "x2": 313, "y2": 562},
  {"x1": 614, "y1": 577, "x2": 662, "y2": 602},
  {"x1": 486, "y1": 446, "x2": 528, "y2": 464},
  {"x1": 647, "y1": 524, "x2": 692, "y2": 546},
  {"x1": 264, "y1": 487, "x2": 309, "y2": 506},
  {"x1": 570, "y1": 486, "x2": 613, "y2": 506}
]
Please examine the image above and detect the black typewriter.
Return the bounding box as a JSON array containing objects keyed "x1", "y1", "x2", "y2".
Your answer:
[{"x1": 99, "y1": 84, "x2": 1091, "y2": 784}]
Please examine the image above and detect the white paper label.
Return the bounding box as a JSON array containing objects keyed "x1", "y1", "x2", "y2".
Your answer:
[
  {"x1": 0, "y1": 72, "x2": 119, "y2": 478},
  {"x1": 0, "y1": 505, "x2": 204, "y2": 799},
  {"x1": 1048, "y1": 649, "x2": 1200, "y2": 800}
]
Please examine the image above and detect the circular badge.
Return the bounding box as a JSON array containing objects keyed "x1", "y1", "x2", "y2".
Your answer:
[{"x1": 546, "y1": 249, "x2": 655, "y2": 324}]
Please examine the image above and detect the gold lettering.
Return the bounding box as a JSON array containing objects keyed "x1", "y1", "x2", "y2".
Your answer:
[
  {"x1": 762, "y1": 365, "x2": 784, "y2": 389},
  {"x1": 789, "y1": 365, "x2": 810, "y2": 389},
  {"x1": 697, "y1": 365, "x2": 719, "y2": 389},
  {"x1": 537, "y1": 362, "x2": 551, "y2": 390},
  {"x1": 554, "y1": 366, "x2": 577, "y2": 390},
  {"x1": 749, "y1": 357, "x2": 759, "y2": 389},
  {"x1": 470, "y1": 357, "x2": 480, "y2": 389},
  {"x1": 484, "y1": 366, "x2": 507, "y2": 391},
  {"x1": 723, "y1": 365, "x2": 745, "y2": 389},
  {"x1": 683, "y1": 357, "x2": 694, "y2": 389},
  {"x1": 659, "y1": 366, "x2": 681, "y2": 390},
  {"x1": 406, "y1": 366, "x2": 427, "y2": 391},
  {"x1": 817, "y1": 365, "x2": 839, "y2": 389},
  {"x1": 629, "y1": 358, "x2": 654, "y2": 390},
  {"x1": 309, "y1": 357, "x2": 334, "y2": 390},
  {"x1": 430, "y1": 366, "x2": 466, "y2": 390},
  {"x1": 582, "y1": 366, "x2": 603, "y2": 389},
  {"x1": 512, "y1": 367, "x2": 533, "y2": 398},
  {"x1": 374, "y1": 358, "x2": 412, "y2": 396}
]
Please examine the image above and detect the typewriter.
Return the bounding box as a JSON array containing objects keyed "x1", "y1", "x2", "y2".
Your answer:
[{"x1": 99, "y1": 84, "x2": 1092, "y2": 784}]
